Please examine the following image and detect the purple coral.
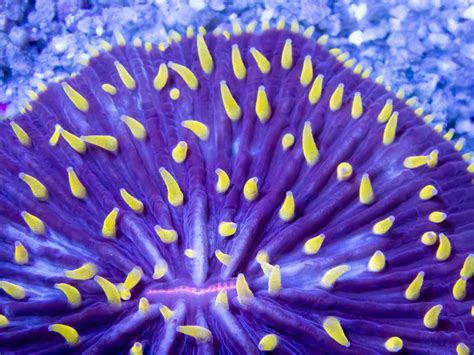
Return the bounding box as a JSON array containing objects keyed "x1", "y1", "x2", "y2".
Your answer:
[{"x1": 0, "y1": 23, "x2": 473, "y2": 354}]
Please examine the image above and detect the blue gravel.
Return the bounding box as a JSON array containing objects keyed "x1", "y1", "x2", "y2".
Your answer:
[{"x1": 0, "y1": 0, "x2": 473, "y2": 148}]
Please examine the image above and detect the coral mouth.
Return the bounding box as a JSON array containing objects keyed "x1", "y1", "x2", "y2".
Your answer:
[{"x1": 145, "y1": 280, "x2": 237, "y2": 299}]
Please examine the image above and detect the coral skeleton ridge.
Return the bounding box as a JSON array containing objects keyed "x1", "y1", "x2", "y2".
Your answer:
[{"x1": 0, "y1": 20, "x2": 473, "y2": 354}]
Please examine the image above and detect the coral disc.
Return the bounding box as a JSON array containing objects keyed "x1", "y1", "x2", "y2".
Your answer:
[{"x1": 0, "y1": 25, "x2": 473, "y2": 354}]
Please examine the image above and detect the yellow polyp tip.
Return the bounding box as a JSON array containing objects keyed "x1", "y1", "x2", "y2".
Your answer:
[
  {"x1": 220, "y1": 80, "x2": 242, "y2": 121},
  {"x1": 123, "y1": 266, "x2": 143, "y2": 291},
  {"x1": 184, "y1": 248, "x2": 195, "y2": 259},
  {"x1": 158, "y1": 42, "x2": 167, "y2": 51},
  {"x1": 344, "y1": 58, "x2": 356, "y2": 68},
  {"x1": 246, "y1": 21, "x2": 256, "y2": 33},
  {"x1": 55, "y1": 283, "x2": 81, "y2": 308},
  {"x1": 268, "y1": 265, "x2": 281, "y2": 295},
  {"x1": 317, "y1": 34, "x2": 329, "y2": 45},
  {"x1": 308, "y1": 74, "x2": 324, "y2": 105},
  {"x1": 337, "y1": 162, "x2": 353, "y2": 181},
  {"x1": 290, "y1": 19, "x2": 299, "y2": 33},
  {"x1": 215, "y1": 168, "x2": 230, "y2": 193},
  {"x1": 403, "y1": 155, "x2": 430, "y2": 169},
  {"x1": 158, "y1": 305, "x2": 173, "y2": 322},
  {"x1": 102, "y1": 207, "x2": 119, "y2": 238},
  {"x1": 419, "y1": 185, "x2": 438, "y2": 200},
  {"x1": 21, "y1": 211, "x2": 45, "y2": 235},
  {"x1": 453, "y1": 277, "x2": 467, "y2": 301},
  {"x1": 329, "y1": 84, "x2": 344, "y2": 112},
  {"x1": 133, "y1": 37, "x2": 142, "y2": 48},
  {"x1": 117, "y1": 284, "x2": 131, "y2": 301},
  {"x1": 24, "y1": 101, "x2": 33, "y2": 112},
  {"x1": 262, "y1": 20, "x2": 270, "y2": 30},
  {"x1": 436, "y1": 233, "x2": 451, "y2": 261},
  {"x1": 421, "y1": 231, "x2": 437, "y2": 246},
  {"x1": 120, "y1": 188, "x2": 144, "y2": 213},
  {"x1": 434, "y1": 123, "x2": 443, "y2": 133},
  {"x1": 353, "y1": 64, "x2": 363, "y2": 75},
  {"x1": 60, "y1": 129, "x2": 87, "y2": 153},
  {"x1": 231, "y1": 44, "x2": 247, "y2": 80},
  {"x1": 336, "y1": 52, "x2": 349, "y2": 62},
  {"x1": 375, "y1": 75, "x2": 384, "y2": 84},
  {"x1": 19, "y1": 173, "x2": 48, "y2": 201},
  {"x1": 457, "y1": 343, "x2": 470, "y2": 355},
  {"x1": 351, "y1": 92, "x2": 363, "y2": 119},
  {"x1": 443, "y1": 128, "x2": 455, "y2": 141},
  {"x1": 94, "y1": 276, "x2": 121, "y2": 306},
  {"x1": 64, "y1": 262, "x2": 97, "y2": 281},
  {"x1": 243, "y1": 177, "x2": 259, "y2": 202},
  {"x1": 114, "y1": 61, "x2": 136, "y2": 90},
  {"x1": 320, "y1": 265, "x2": 350, "y2": 289},
  {"x1": 303, "y1": 234, "x2": 325, "y2": 255},
  {"x1": 0, "y1": 314, "x2": 9, "y2": 328},
  {"x1": 61, "y1": 82, "x2": 89, "y2": 112},
  {"x1": 302, "y1": 121, "x2": 320, "y2": 166},
  {"x1": 454, "y1": 137, "x2": 465, "y2": 151},
  {"x1": 49, "y1": 324, "x2": 80, "y2": 345},
  {"x1": 232, "y1": 21, "x2": 242, "y2": 35},
  {"x1": 323, "y1": 317, "x2": 350, "y2": 347},
  {"x1": 362, "y1": 67, "x2": 372, "y2": 79},
  {"x1": 27, "y1": 90, "x2": 39, "y2": 101},
  {"x1": 101, "y1": 83, "x2": 117, "y2": 95},
  {"x1": 423, "y1": 304, "x2": 442, "y2": 329},
  {"x1": 385, "y1": 337, "x2": 403, "y2": 353},
  {"x1": 299, "y1": 55, "x2": 314, "y2": 87},
  {"x1": 359, "y1": 173, "x2": 374, "y2": 205},
  {"x1": 154, "y1": 225, "x2": 178, "y2": 244},
  {"x1": 406, "y1": 96, "x2": 418, "y2": 107},
  {"x1": 259, "y1": 334, "x2": 279, "y2": 351},
  {"x1": 153, "y1": 261, "x2": 168, "y2": 280},
  {"x1": 372, "y1": 216, "x2": 395, "y2": 235},
  {"x1": 82, "y1": 135, "x2": 118, "y2": 152},
  {"x1": 66, "y1": 167, "x2": 87, "y2": 199},
  {"x1": 383, "y1": 111, "x2": 399, "y2": 145},
  {"x1": 429, "y1": 211, "x2": 447, "y2": 224},
  {"x1": 159, "y1": 167, "x2": 184, "y2": 207},
  {"x1": 368, "y1": 250, "x2": 386, "y2": 272},
  {"x1": 49, "y1": 124, "x2": 61, "y2": 146},
  {"x1": 130, "y1": 342, "x2": 143, "y2": 355},
  {"x1": 222, "y1": 30, "x2": 231, "y2": 40},
  {"x1": 168, "y1": 61, "x2": 198, "y2": 90},
  {"x1": 405, "y1": 271, "x2": 425, "y2": 301},
  {"x1": 196, "y1": 34, "x2": 214, "y2": 74},
  {"x1": 171, "y1": 141, "x2": 188, "y2": 163},
  {"x1": 250, "y1": 47, "x2": 271, "y2": 74},
  {"x1": 186, "y1": 26, "x2": 194, "y2": 38},
  {"x1": 14, "y1": 241, "x2": 29, "y2": 265},
  {"x1": 281, "y1": 133, "x2": 295, "y2": 150},
  {"x1": 169, "y1": 30, "x2": 182, "y2": 43},
  {"x1": 415, "y1": 107, "x2": 424, "y2": 116},
  {"x1": 0, "y1": 281, "x2": 26, "y2": 300},
  {"x1": 427, "y1": 149, "x2": 439, "y2": 168},
  {"x1": 279, "y1": 191, "x2": 295, "y2": 222},
  {"x1": 255, "y1": 85, "x2": 272, "y2": 123},
  {"x1": 424, "y1": 113, "x2": 435, "y2": 124},
  {"x1": 153, "y1": 63, "x2": 169, "y2": 91},
  {"x1": 85, "y1": 43, "x2": 100, "y2": 57},
  {"x1": 260, "y1": 261, "x2": 274, "y2": 277},
  {"x1": 215, "y1": 289, "x2": 229, "y2": 309},
  {"x1": 215, "y1": 249, "x2": 232, "y2": 266},
  {"x1": 218, "y1": 221, "x2": 237, "y2": 238},
  {"x1": 114, "y1": 29, "x2": 126, "y2": 46},
  {"x1": 329, "y1": 48, "x2": 341, "y2": 56},
  {"x1": 99, "y1": 39, "x2": 112, "y2": 52},
  {"x1": 236, "y1": 273, "x2": 254, "y2": 306},
  {"x1": 197, "y1": 26, "x2": 206, "y2": 35},
  {"x1": 281, "y1": 39, "x2": 293, "y2": 69},
  {"x1": 37, "y1": 81, "x2": 47, "y2": 92},
  {"x1": 177, "y1": 325, "x2": 212, "y2": 343},
  {"x1": 121, "y1": 115, "x2": 147, "y2": 140},
  {"x1": 303, "y1": 25, "x2": 315, "y2": 38},
  {"x1": 181, "y1": 120, "x2": 209, "y2": 140},
  {"x1": 256, "y1": 250, "x2": 269, "y2": 264},
  {"x1": 460, "y1": 254, "x2": 474, "y2": 279},
  {"x1": 138, "y1": 297, "x2": 150, "y2": 315}
]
